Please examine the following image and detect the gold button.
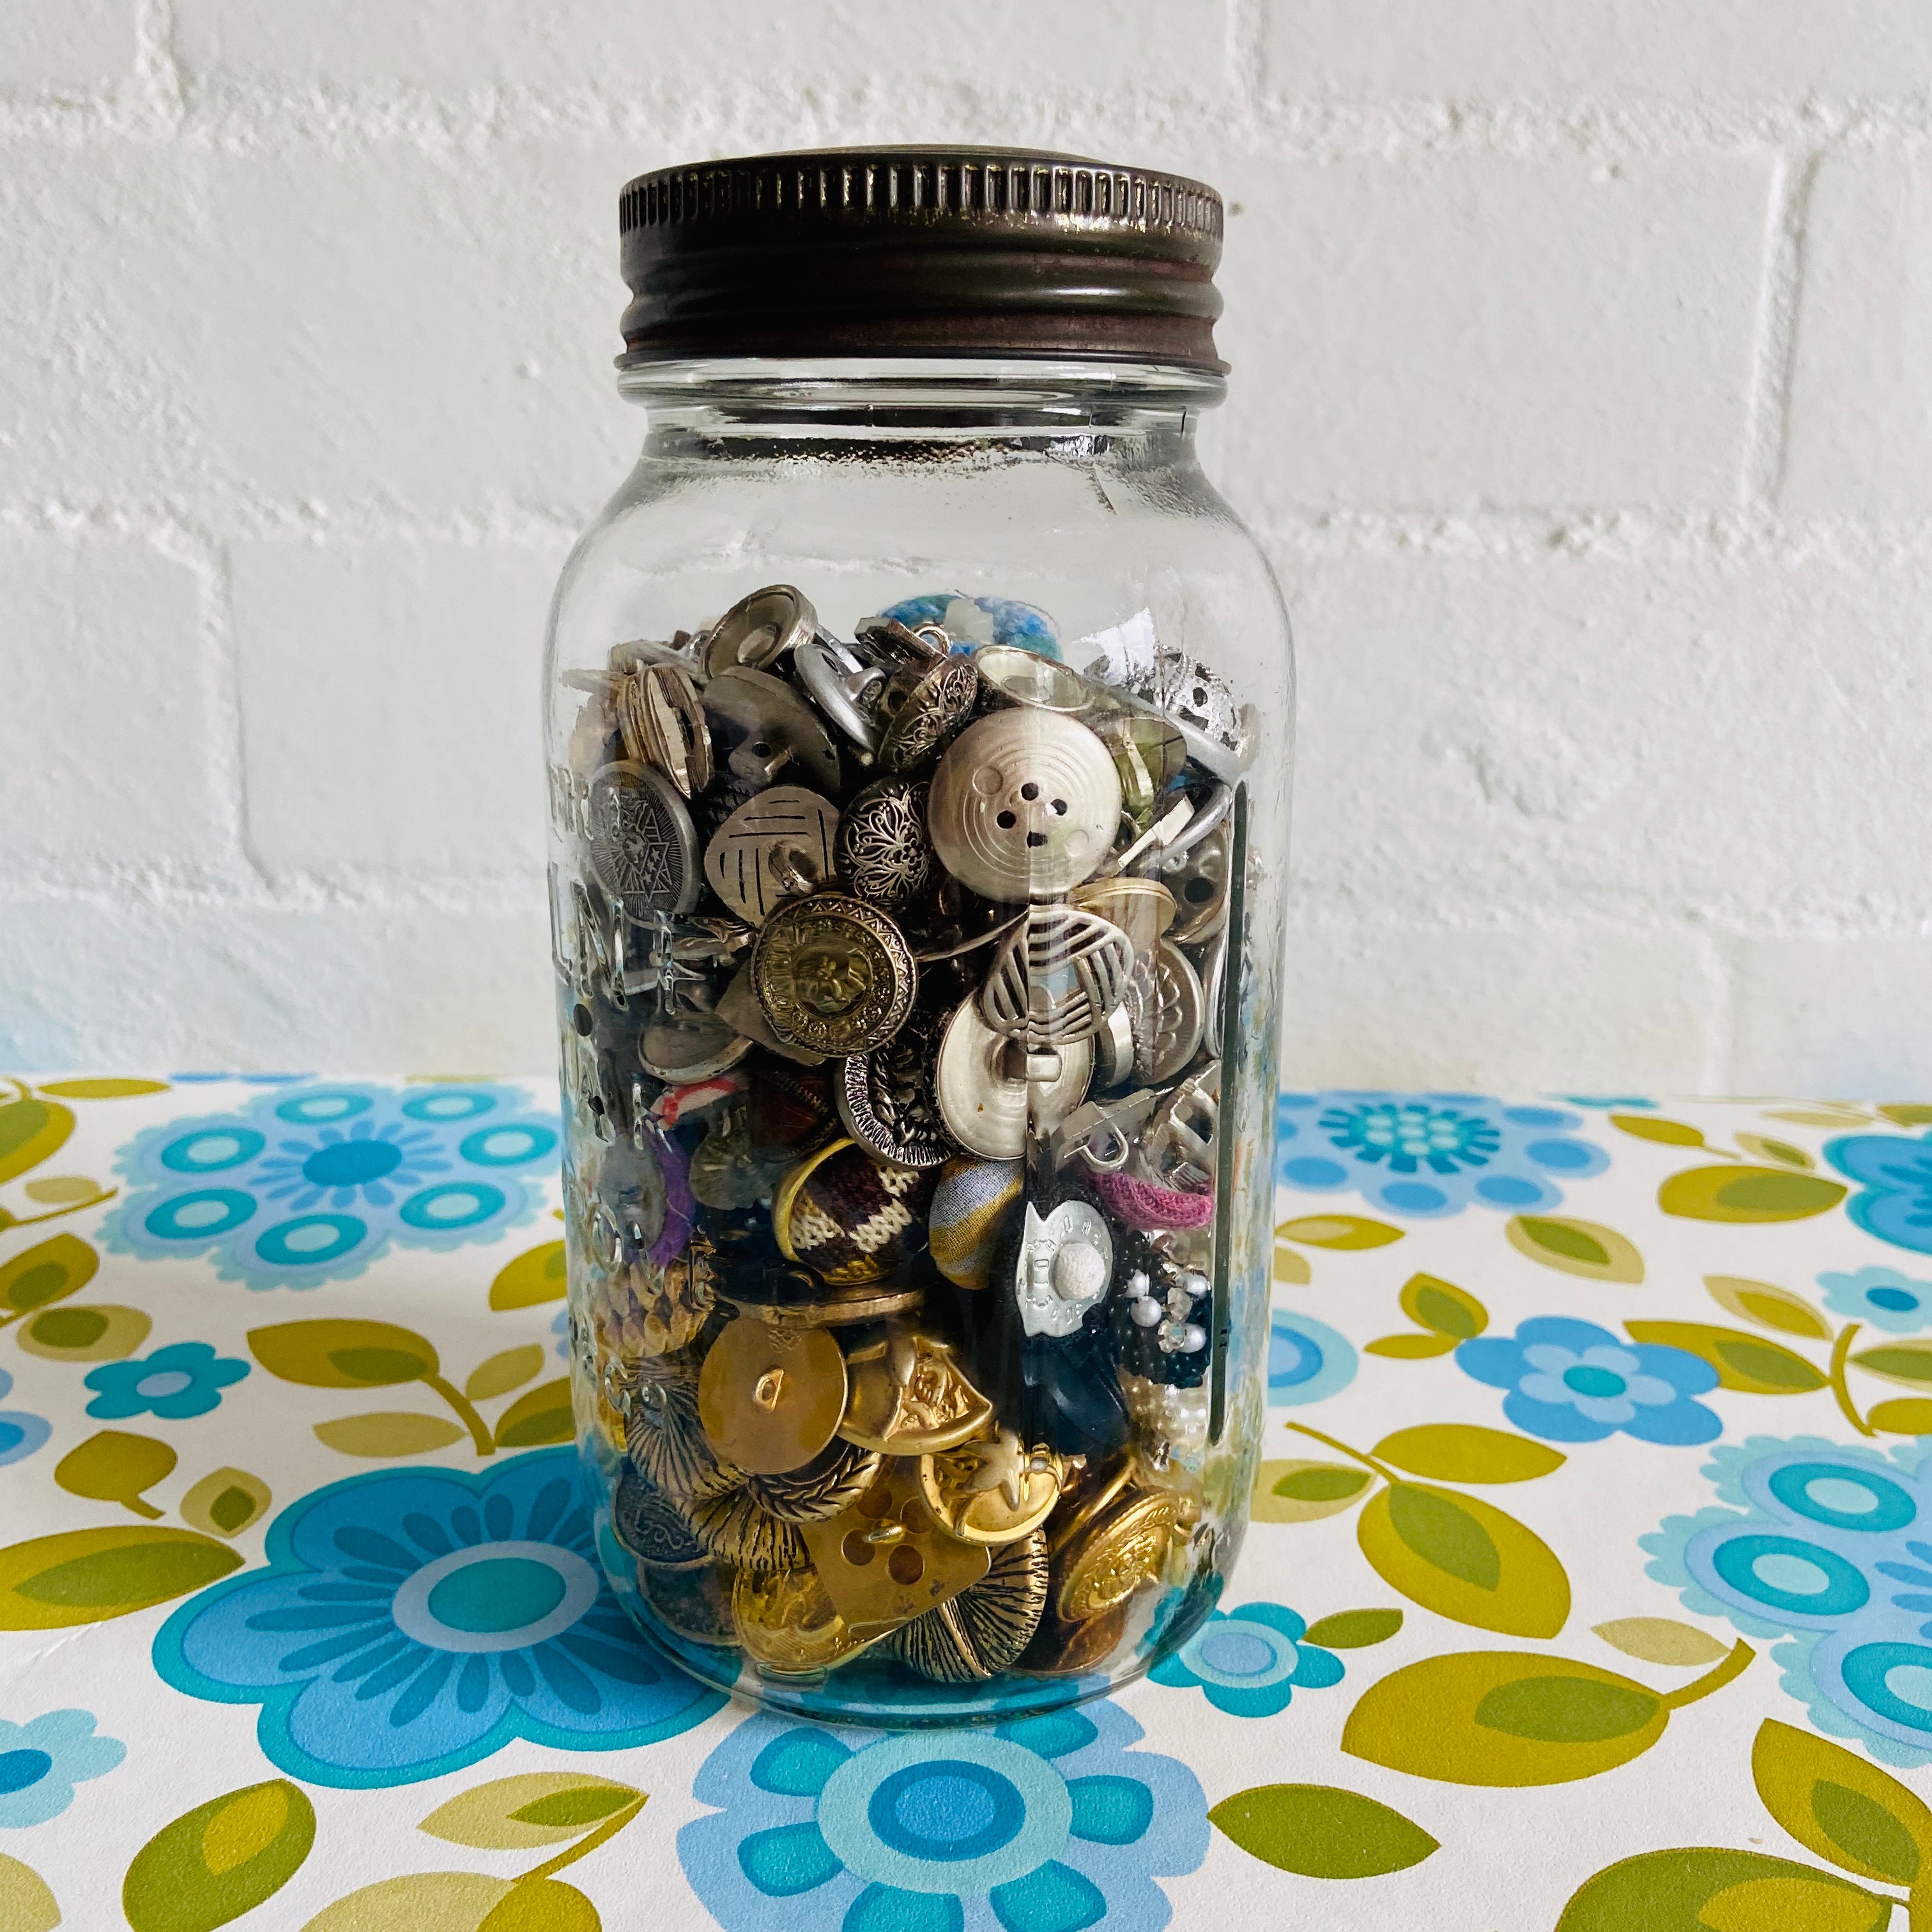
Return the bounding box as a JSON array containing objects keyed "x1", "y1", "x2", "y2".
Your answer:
[
  {"x1": 750, "y1": 893, "x2": 917, "y2": 1057},
  {"x1": 697, "y1": 1315, "x2": 847, "y2": 1475},
  {"x1": 1055, "y1": 1488, "x2": 1183, "y2": 1621},
  {"x1": 839, "y1": 1331, "x2": 993, "y2": 1454},
  {"x1": 919, "y1": 1429, "x2": 1071, "y2": 1544},
  {"x1": 799, "y1": 1460, "x2": 991, "y2": 1636}
]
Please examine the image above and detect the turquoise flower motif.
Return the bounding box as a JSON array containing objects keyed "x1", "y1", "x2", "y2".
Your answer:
[
  {"x1": 0, "y1": 1369, "x2": 49, "y2": 1469},
  {"x1": 84, "y1": 1342, "x2": 249, "y2": 1421},
  {"x1": 1276, "y1": 1091, "x2": 1606, "y2": 1219},
  {"x1": 1825, "y1": 1133, "x2": 1932, "y2": 1256},
  {"x1": 1818, "y1": 1266, "x2": 1932, "y2": 1335},
  {"x1": 152, "y1": 1448, "x2": 719, "y2": 1789},
  {"x1": 876, "y1": 591, "x2": 1060, "y2": 659},
  {"x1": 105, "y1": 1081, "x2": 557, "y2": 1289},
  {"x1": 679, "y1": 1701, "x2": 1207, "y2": 1932},
  {"x1": 1148, "y1": 1603, "x2": 1342, "y2": 1718},
  {"x1": 1267, "y1": 1310, "x2": 1357, "y2": 1408},
  {"x1": 0, "y1": 1710, "x2": 124, "y2": 1827},
  {"x1": 1643, "y1": 1436, "x2": 1932, "y2": 1767},
  {"x1": 1457, "y1": 1317, "x2": 1721, "y2": 1446}
]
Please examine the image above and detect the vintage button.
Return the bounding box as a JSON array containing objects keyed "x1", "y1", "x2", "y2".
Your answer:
[
  {"x1": 687, "y1": 1098, "x2": 784, "y2": 1211},
  {"x1": 856, "y1": 618, "x2": 981, "y2": 772},
  {"x1": 1125, "y1": 940, "x2": 1205, "y2": 1085},
  {"x1": 920, "y1": 1429, "x2": 1070, "y2": 1544},
  {"x1": 979, "y1": 905, "x2": 1133, "y2": 1048},
  {"x1": 703, "y1": 583, "x2": 820, "y2": 675},
  {"x1": 733, "y1": 1563, "x2": 883, "y2": 1676},
  {"x1": 934, "y1": 995, "x2": 1092, "y2": 1160},
  {"x1": 837, "y1": 1005, "x2": 955, "y2": 1170},
  {"x1": 1070, "y1": 875, "x2": 1176, "y2": 957},
  {"x1": 750, "y1": 893, "x2": 917, "y2": 1057},
  {"x1": 927, "y1": 710, "x2": 1122, "y2": 903},
  {"x1": 799, "y1": 1460, "x2": 991, "y2": 1636},
  {"x1": 1142, "y1": 1064, "x2": 1219, "y2": 1192},
  {"x1": 750, "y1": 1437, "x2": 884, "y2": 1524},
  {"x1": 1013, "y1": 1597, "x2": 1130, "y2": 1676},
  {"x1": 1014, "y1": 1198, "x2": 1114, "y2": 1338},
  {"x1": 638, "y1": 1011, "x2": 753, "y2": 1085},
  {"x1": 614, "y1": 661, "x2": 713, "y2": 798},
  {"x1": 1089, "y1": 1005, "x2": 1137, "y2": 1093},
  {"x1": 703, "y1": 786, "x2": 841, "y2": 926},
  {"x1": 639, "y1": 1561, "x2": 738, "y2": 1648},
  {"x1": 1094, "y1": 712, "x2": 1188, "y2": 829},
  {"x1": 835, "y1": 777, "x2": 935, "y2": 909},
  {"x1": 746, "y1": 1058, "x2": 839, "y2": 1164},
  {"x1": 627, "y1": 1354, "x2": 745, "y2": 1503},
  {"x1": 705, "y1": 664, "x2": 844, "y2": 792},
  {"x1": 686, "y1": 1486, "x2": 808, "y2": 1571},
  {"x1": 696, "y1": 1315, "x2": 847, "y2": 1475},
  {"x1": 972, "y1": 645, "x2": 1094, "y2": 714},
  {"x1": 1045, "y1": 1452, "x2": 1136, "y2": 1558},
  {"x1": 793, "y1": 634, "x2": 886, "y2": 755},
  {"x1": 1055, "y1": 1487, "x2": 1183, "y2": 1621},
  {"x1": 585, "y1": 761, "x2": 702, "y2": 919},
  {"x1": 839, "y1": 1331, "x2": 994, "y2": 1453},
  {"x1": 926, "y1": 1156, "x2": 1025, "y2": 1292},
  {"x1": 1047, "y1": 1087, "x2": 1160, "y2": 1175},
  {"x1": 612, "y1": 1468, "x2": 710, "y2": 1570},
  {"x1": 1164, "y1": 818, "x2": 1229, "y2": 945},
  {"x1": 716, "y1": 965, "x2": 828, "y2": 1068},
  {"x1": 772, "y1": 1138, "x2": 935, "y2": 1285},
  {"x1": 1151, "y1": 656, "x2": 1258, "y2": 781},
  {"x1": 726, "y1": 1278, "x2": 925, "y2": 1328},
  {"x1": 884, "y1": 1527, "x2": 1049, "y2": 1682}
]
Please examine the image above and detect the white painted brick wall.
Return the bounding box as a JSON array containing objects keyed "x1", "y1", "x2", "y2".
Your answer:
[{"x1": 2, "y1": 0, "x2": 1928, "y2": 1091}]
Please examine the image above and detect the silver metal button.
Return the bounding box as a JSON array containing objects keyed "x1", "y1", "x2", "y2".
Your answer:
[
  {"x1": 979, "y1": 906, "x2": 1133, "y2": 1048},
  {"x1": 1125, "y1": 940, "x2": 1205, "y2": 1085},
  {"x1": 1164, "y1": 818, "x2": 1229, "y2": 945},
  {"x1": 585, "y1": 761, "x2": 702, "y2": 919},
  {"x1": 792, "y1": 636, "x2": 885, "y2": 756},
  {"x1": 972, "y1": 645, "x2": 1095, "y2": 715},
  {"x1": 1013, "y1": 1199, "x2": 1114, "y2": 1338},
  {"x1": 704, "y1": 664, "x2": 843, "y2": 793},
  {"x1": 703, "y1": 786, "x2": 841, "y2": 927},
  {"x1": 613, "y1": 661, "x2": 712, "y2": 799},
  {"x1": 926, "y1": 711, "x2": 1122, "y2": 903},
  {"x1": 934, "y1": 994, "x2": 1092, "y2": 1160},
  {"x1": 703, "y1": 584, "x2": 820, "y2": 677},
  {"x1": 835, "y1": 778, "x2": 935, "y2": 909}
]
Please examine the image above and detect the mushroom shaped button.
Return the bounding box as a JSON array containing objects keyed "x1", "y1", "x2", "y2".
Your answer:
[
  {"x1": 703, "y1": 583, "x2": 820, "y2": 676},
  {"x1": 927, "y1": 710, "x2": 1123, "y2": 903}
]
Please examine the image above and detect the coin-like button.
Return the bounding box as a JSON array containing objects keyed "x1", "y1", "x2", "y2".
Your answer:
[
  {"x1": 704, "y1": 785, "x2": 840, "y2": 926},
  {"x1": 928, "y1": 710, "x2": 1122, "y2": 902},
  {"x1": 920, "y1": 1428, "x2": 1070, "y2": 1545},
  {"x1": 585, "y1": 761, "x2": 702, "y2": 919},
  {"x1": 697, "y1": 1315, "x2": 847, "y2": 1475},
  {"x1": 1055, "y1": 1487, "x2": 1182, "y2": 1621},
  {"x1": 750, "y1": 893, "x2": 917, "y2": 1057}
]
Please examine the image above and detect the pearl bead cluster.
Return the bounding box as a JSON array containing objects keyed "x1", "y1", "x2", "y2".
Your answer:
[{"x1": 1125, "y1": 1263, "x2": 1209, "y2": 1355}]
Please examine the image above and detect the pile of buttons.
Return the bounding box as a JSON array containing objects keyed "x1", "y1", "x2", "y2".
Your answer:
[{"x1": 550, "y1": 584, "x2": 1256, "y2": 1686}]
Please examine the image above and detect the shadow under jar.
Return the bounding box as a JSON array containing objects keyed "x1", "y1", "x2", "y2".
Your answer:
[{"x1": 544, "y1": 147, "x2": 1294, "y2": 1728}]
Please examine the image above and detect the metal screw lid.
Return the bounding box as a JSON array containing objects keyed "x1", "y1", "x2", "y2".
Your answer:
[{"x1": 618, "y1": 146, "x2": 1227, "y2": 373}]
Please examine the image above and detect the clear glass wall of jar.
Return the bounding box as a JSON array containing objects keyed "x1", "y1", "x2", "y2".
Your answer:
[{"x1": 544, "y1": 350, "x2": 1293, "y2": 1726}]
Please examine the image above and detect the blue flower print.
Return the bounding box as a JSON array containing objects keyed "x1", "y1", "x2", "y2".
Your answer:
[
  {"x1": 0, "y1": 1369, "x2": 50, "y2": 1469},
  {"x1": 1644, "y1": 1437, "x2": 1932, "y2": 1767},
  {"x1": 1275, "y1": 1091, "x2": 1607, "y2": 1219},
  {"x1": 1819, "y1": 1266, "x2": 1932, "y2": 1335},
  {"x1": 0, "y1": 1710, "x2": 124, "y2": 1827},
  {"x1": 1149, "y1": 1603, "x2": 1342, "y2": 1719},
  {"x1": 680, "y1": 1699, "x2": 1206, "y2": 1932},
  {"x1": 106, "y1": 1080, "x2": 558, "y2": 1289},
  {"x1": 876, "y1": 590, "x2": 1061, "y2": 659},
  {"x1": 1457, "y1": 1317, "x2": 1721, "y2": 1446},
  {"x1": 1827, "y1": 1132, "x2": 1932, "y2": 1255},
  {"x1": 151, "y1": 1448, "x2": 720, "y2": 1788},
  {"x1": 84, "y1": 1341, "x2": 249, "y2": 1420},
  {"x1": 1267, "y1": 1310, "x2": 1357, "y2": 1407},
  {"x1": 1560, "y1": 1096, "x2": 1657, "y2": 1109}
]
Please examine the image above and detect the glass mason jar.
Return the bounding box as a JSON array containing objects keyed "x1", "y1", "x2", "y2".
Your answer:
[{"x1": 543, "y1": 149, "x2": 1293, "y2": 1727}]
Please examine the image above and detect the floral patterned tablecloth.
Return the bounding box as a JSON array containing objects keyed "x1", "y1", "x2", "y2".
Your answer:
[{"x1": 3, "y1": 1077, "x2": 1931, "y2": 1931}]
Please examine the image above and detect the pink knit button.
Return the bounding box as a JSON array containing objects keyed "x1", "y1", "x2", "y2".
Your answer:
[{"x1": 1094, "y1": 1171, "x2": 1215, "y2": 1231}]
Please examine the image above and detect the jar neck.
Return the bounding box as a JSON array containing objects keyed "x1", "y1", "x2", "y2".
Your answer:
[{"x1": 615, "y1": 356, "x2": 1224, "y2": 452}]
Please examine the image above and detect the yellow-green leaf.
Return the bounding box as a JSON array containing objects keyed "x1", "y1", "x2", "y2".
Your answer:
[
  {"x1": 1867, "y1": 1399, "x2": 1932, "y2": 1436},
  {"x1": 1275, "y1": 1215, "x2": 1404, "y2": 1251},
  {"x1": 36, "y1": 1078, "x2": 170, "y2": 1100},
  {"x1": 1592, "y1": 1618, "x2": 1731, "y2": 1666},
  {"x1": 1252, "y1": 1460, "x2": 1374, "y2": 1523},
  {"x1": 20, "y1": 1177, "x2": 103, "y2": 1205},
  {"x1": 1769, "y1": 1108, "x2": 1874, "y2": 1128},
  {"x1": 489, "y1": 1240, "x2": 567, "y2": 1311},
  {"x1": 420, "y1": 1772, "x2": 641, "y2": 1851},
  {"x1": 0, "y1": 1100, "x2": 73, "y2": 1185},
  {"x1": 1611, "y1": 1114, "x2": 1707, "y2": 1148},
  {"x1": 494, "y1": 1379, "x2": 573, "y2": 1448},
  {"x1": 1625, "y1": 1321, "x2": 1827, "y2": 1395},
  {"x1": 314, "y1": 1413, "x2": 467, "y2": 1458},
  {"x1": 1303, "y1": 1608, "x2": 1403, "y2": 1649},
  {"x1": 180, "y1": 1469, "x2": 272, "y2": 1539},
  {"x1": 1704, "y1": 1275, "x2": 1834, "y2": 1342},
  {"x1": 1357, "y1": 1483, "x2": 1570, "y2": 1637},
  {"x1": 301, "y1": 1873, "x2": 514, "y2": 1932},
  {"x1": 1271, "y1": 1243, "x2": 1311, "y2": 1286},
  {"x1": 1505, "y1": 1215, "x2": 1645, "y2": 1284},
  {"x1": 1850, "y1": 1341, "x2": 1932, "y2": 1390},
  {"x1": 1344, "y1": 1650, "x2": 1665, "y2": 1786},
  {"x1": 15, "y1": 1303, "x2": 150, "y2": 1363},
  {"x1": 1372, "y1": 1424, "x2": 1564, "y2": 1485},
  {"x1": 1733, "y1": 1133, "x2": 1815, "y2": 1171},
  {"x1": 1554, "y1": 1849, "x2": 1886, "y2": 1932},
  {"x1": 0, "y1": 1526, "x2": 241, "y2": 1629},
  {"x1": 125, "y1": 1781, "x2": 316, "y2": 1931},
  {"x1": 1659, "y1": 1165, "x2": 1847, "y2": 1223},
  {"x1": 0, "y1": 1852, "x2": 59, "y2": 1932},
  {"x1": 55, "y1": 1431, "x2": 176, "y2": 1519},
  {"x1": 1364, "y1": 1333, "x2": 1459, "y2": 1360},
  {"x1": 1752, "y1": 1717, "x2": 1932, "y2": 1887},
  {"x1": 466, "y1": 1346, "x2": 544, "y2": 1402},
  {"x1": 478, "y1": 1880, "x2": 601, "y2": 1932},
  {"x1": 1878, "y1": 1103, "x2": 1932, "y2": 1129},
  {"x1": 0, "y1": 1232, "x2": 96, "y2": 1315},
  {"x1": 1398, "y1": 1273, "x2": 1488, "y2": 1340},
  {"x1": 248, "y1": 1320, "x2": 438, "y2": 1388},
  {"x1": 1209, "y1": 1784, "x2": 1438, "y2": 1878}
]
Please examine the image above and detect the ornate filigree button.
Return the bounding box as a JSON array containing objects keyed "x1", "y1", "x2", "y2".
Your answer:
[
  {"x1": 750, "y1": 893, "x2": 917, "y2": 1057},
  {"x1": 585, "y1": 761, "x2": 702, "y2": 919}
]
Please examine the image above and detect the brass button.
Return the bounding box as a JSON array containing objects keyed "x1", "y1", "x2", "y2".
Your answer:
[
  {"x1": 839, "y1": 1331, "x2": 993, "y2": 1453},
  {"x1": 703, "y1": 785, "x2": 841, "y2": 926},
  {"x1": 732, "y1": 1563, "x2": 884, "y2": 1676},
  {"x1": 919, "y1": 1429, "x2": 1071, "y2": 1544},
  {"x1": 927, "y1": 710, "x2": 1122, "y2": 903},
  {"x1": 585, "y1": 761, "x2": 702, "y2": 919},
  {"x1": 884, "y1": 1528, "x2": 1050, "y2": 1682},
  {"x1": 934, "y1": 994, "x2": 1091, "y2": 1160},
  {"x1": 1055, "y1": 1487, "x2": 1183, "y2": 1621},
  {"x1": 750, "y1": 893, "x2": 917, "y2": 1057},
  {"x1": 799, "y1": 1460, "x2": 991, "y2": 1636},
  {"x1": 697, "y1": 1315, "x2": 847, "y2": 1475}
]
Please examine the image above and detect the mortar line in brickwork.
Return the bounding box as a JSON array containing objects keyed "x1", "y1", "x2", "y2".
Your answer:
[{"x1": 1741, "y1": 148, "x2": 1822, "y2": 510}]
